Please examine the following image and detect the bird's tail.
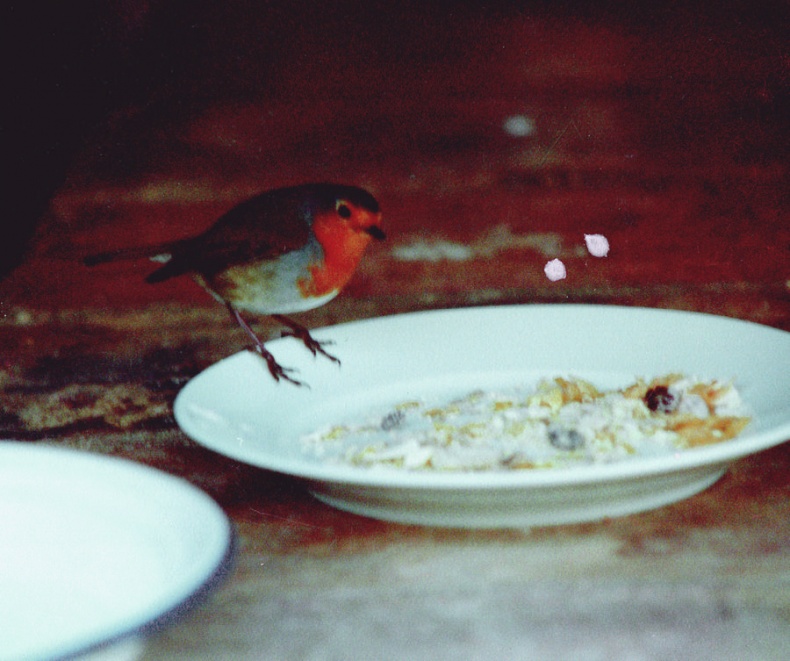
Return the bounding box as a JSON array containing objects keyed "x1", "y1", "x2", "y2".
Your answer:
[{"x1": 83, "y1": 244, "x2": 173, "y2": 267}]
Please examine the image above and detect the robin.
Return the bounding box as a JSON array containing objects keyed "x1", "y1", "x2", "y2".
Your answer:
[{"x1": 85, "y1": 183, "x2": 385, "y2": 385}]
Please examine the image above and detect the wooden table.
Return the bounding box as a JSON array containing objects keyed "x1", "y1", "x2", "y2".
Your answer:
[{"x1": 2, "y1": 3, "x2": 788, "y2": 659}]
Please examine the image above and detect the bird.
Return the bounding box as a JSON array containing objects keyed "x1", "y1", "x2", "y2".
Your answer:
[{"x1": 84, "y1": 183, "x2": 385, "y2": 385}]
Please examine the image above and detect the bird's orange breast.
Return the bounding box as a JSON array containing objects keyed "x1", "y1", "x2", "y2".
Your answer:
[{"x1": 297, "y1": 214, "x2": 375, "y2": 298}]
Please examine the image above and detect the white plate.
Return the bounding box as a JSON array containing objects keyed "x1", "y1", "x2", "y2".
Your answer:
[
  {"x1": 174, "y1": 305, "x2": 790, "y2": 528},
  {"x1": 0, "y1": 443, "x2": 234, "y2": 660}
]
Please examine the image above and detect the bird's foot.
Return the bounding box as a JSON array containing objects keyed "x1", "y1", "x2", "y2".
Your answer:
[
  {"x1": 227, "y1": 304, "x2": 307, "y2": 386},
  {"x1": 273, "y1": 314, "x2": 341, "y2": 366},
  {"x1": 250, "y1": 346, "x2": 305, "y2": 387}
]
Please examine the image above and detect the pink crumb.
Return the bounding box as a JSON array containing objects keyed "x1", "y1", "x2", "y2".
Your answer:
[
  {"x1": 544, "y1": 259, "x2": 567, "y2": 281},
  {"x1": 584, "y1": 234, "x2": 610, "y2": 257}
]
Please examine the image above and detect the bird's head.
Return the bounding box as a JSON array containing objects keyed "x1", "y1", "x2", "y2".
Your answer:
[
  {"x1": 308, "y1": 184, "x2": 385, "y2": 253},
  {"x1": 311, "y1": 184, "x2": 384, "y2": 239},
  {"x1": 296, "y1": 184, "x2": 385, "y2": 298}
]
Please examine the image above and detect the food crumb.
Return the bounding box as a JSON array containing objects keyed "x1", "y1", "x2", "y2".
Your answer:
[
  {"x1": 544, "y1": 258, "x2": 567, "y2": 281},
  {"x1": 584, "y1": 234, "x2": 610, "y2": 257}
]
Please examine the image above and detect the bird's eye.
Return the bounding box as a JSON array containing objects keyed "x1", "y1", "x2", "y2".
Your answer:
[{"x1": 336, "y1": 201, "x2": 352, "y2": 219}]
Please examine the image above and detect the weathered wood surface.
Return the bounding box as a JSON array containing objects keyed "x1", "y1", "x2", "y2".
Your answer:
[{"x1": 1, "y1": 3, "x2": 788, "y2": 658}]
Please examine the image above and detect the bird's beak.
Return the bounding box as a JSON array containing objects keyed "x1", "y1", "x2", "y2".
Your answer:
[{"x1": 365, "y1": 225, "x2": 386, "y2": 241}]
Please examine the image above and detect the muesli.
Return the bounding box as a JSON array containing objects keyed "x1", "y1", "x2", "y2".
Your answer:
[{"x1": 300, "y1": 375, "x2": 751, "y2": 471}]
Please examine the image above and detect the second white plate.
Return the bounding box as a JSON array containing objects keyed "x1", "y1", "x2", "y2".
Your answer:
[{"x1": 0, "y1": 443, "x2": 234, "y2": 660}]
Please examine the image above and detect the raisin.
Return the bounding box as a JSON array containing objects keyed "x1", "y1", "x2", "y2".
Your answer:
[
  {"x1": 645, "y1": 385, "x2": 677, "y2": 413},
  {"x1": 381, "y1": 410, "x2": 406, "y2": 431},
  {"x1": 548, "y1": 426, "x2": 585, "y2": 450}
]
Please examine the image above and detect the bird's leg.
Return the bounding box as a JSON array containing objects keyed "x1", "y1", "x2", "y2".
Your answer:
[
  {"x1": 272, "y1": 314, "x2": 341, "y2": 365},
  {"x1": 226, "y1": 304, "x2": 304, "y2": 386}
]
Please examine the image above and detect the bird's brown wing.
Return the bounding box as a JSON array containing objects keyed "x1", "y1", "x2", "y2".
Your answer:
[{"x1": 145, "y1": 190, "x2": 312, "y2": 283}]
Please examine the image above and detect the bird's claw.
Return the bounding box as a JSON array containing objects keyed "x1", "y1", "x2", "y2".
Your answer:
[
  {"x1": 280, "y1": 329, "x2": 340, "y2": 365},
  {"x1": 248, "y1": 346, "x2": 307, "y2": 387},
  {"x1": 272, "y1": 315, "x2": 341, "y2": 366}
]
